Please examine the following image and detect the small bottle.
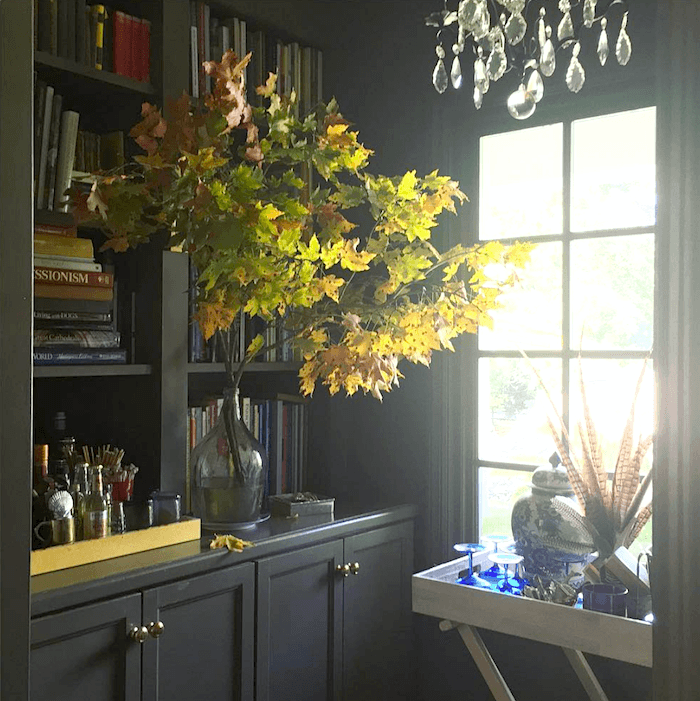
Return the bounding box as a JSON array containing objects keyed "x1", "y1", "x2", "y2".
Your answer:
[
  {"x1": 105, "y1": 483, "x2": 113, "y2": 536},
  {"x1": 83, "y1": 465, "x2": 109, "y2": 540},
  {"x1": 33, "y1": 444, "x2": 50, "y2": 496}
]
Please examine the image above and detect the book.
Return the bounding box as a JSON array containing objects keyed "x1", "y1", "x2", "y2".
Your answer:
[
  {"x1": 34, "y1": 308, "x2": 113, "y2": 326},
  {"x1": 57, "y1": 0, "x2": 69, "y2": 58},
  {"x1": 66, "y1": 0, "x2": 76, "y2": 61},
  {"x1": 44, "y1": 92, "x2": 63, "y2": 211},
  {"x1": 34, "y1": 232, "x2": 94, "y2": 258},
  {"x1": 53, "y1": 110, "x2": 80, "y2": 212},
  {"x1": 33, "y1": 348, "x2": 127, "y2": 365},
  {"x1": 34, "y1": 329, "x2": 120, "y2": 348},
  {"x1": 34, "y1": 221, "x2": 78, "y2": 237},
  {"x1": 34, "y1": 282, "x2": 113, "y2": 302},
  {"x1": 99, "y1": 130, "x2": 124, "y2": 171},
  {"x1": 112, "y1": 10, "x2": 128, "y2": 77},
  {"x1": 34, "y1": 296, "x2": 114, "y2": 314},
  {"x1": 36, "y1": 84, "x2": 54, "y2": 209},
  {"x1": 92, "y1": 4, "x2": 105, "y2": 69},
  {"x1": 189, "y1": 2, "x2": 199, "y2": 98},
  {"x1": 34, "y1": 267, "x2": 113, "y2": 287},
  {"x1": 34, "y1": 255, "x2": 101, "y2": 272},
  {"x1": 33, "y1": 78, "x2": 48, "y2": 201},
  {"x1": 140, "y1": 19, "x2": 151, "y2": 83},
  {"x1": 75, "y1": 0, "x2": 86, "y2": 64},
  {"x1": 102, "y1": 5, "x2": 113, "y2": 72}
]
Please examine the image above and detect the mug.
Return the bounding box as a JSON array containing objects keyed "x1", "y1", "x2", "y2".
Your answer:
[
  {"x1": 34, "y1": 516, "x2": 76, "y2": 546},
  {"x1": 149, "y1": 491, "x2": 181, "y2": 525},
  {"x1": 122, "y1": 499, "x2": 154, "y2": 532},
  {"x1": 582, "y1": 582, "x2": 628, "y2": 617}
]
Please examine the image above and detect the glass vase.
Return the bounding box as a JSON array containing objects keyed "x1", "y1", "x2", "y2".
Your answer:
[{"x1": 190, "y1": 387, "x2": 268, "y2": 529}]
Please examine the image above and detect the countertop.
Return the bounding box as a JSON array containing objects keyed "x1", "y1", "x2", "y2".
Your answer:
[{"x1": 31, "y1": 502, "x2": 417, "y2": 617}]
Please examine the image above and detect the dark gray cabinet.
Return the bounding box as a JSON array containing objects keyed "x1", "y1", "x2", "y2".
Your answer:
[
  {"x1": 30, "y1": 564, "x2": 254, "y2": 701},
  {"x1": 142, "y1": 563, "x2": 255, "y2": 701},
  {"x1": 31, "y1": 594, "x2": 142, "y2": 701},
  {"x1": 256, "y1": 521, "x2": 414, "y2": 701}
]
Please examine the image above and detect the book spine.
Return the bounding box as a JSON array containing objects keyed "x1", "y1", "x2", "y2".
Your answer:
[
  {"x1": 34, "y1": 296, "x2": 114, "y2": 314},
  {"x1": 37, "y1": 0, "x2": 52, "y2": 52},
  {"x1": 34, "y1": 309, "x2": 113, "y2": 325},
  {"x1": 33, "y1": 79, "x2": 47, "y2": 198},
  {"x1": 36, "y1": 85, "x2": 55, "y2": 209},
  {"x1": 49, "y1": 0, "x2": 58, "y2": 54},
  {"x1": 113, "y1": 10, "x2": 126, "y2": 76},
  {"x1": 203, "y1": 3, "x2": 211, "y2": 92},
  {"x1": 34, "y1": 221, "x2": 77, "y2": 237},
  {"x1": 93, "y1": 4, "x2": 105, "y2": 69},
  {"x1": 189, "y1": 2, "x2": 199, "y2": 98},
  {"x1": 75, "y1": 0, "x2": 86, "y2": 64},
  {"x1": 34, "y1": 256, "x2": 101, "y2": 272},
  {"x1": 33, "y1": 348, "x2": 127, "y2": 365},
  {"x1": 197, "y1": 2, "x2": 206, "y2": 94},
  {"x1": 34, "y1": 283, "x2": 114, "y2": 302},
  {"x1": 57, "y1": 0, "x2": 68, "y2": 58},
  {"x1": 129, "y1": 16, "x2": 140, "y2": 80},
  {"x1": 34, "y1": 329, "x2": 120, "y2": 347},
  {"x1": 141, "y1": 19, "x2": 151, "y2": 83},
  {"x1": 66, "y1": 0, "x2": 76, "y2": 61},
  {"x1": 34, "y1": 267, "x2": 112, "y2": 287},
  {"x1": 53, "y1": 109, "x2": 80, "y2": 212},
  {"x1": 102, "y1": 5, "x2": 113, "y2": 72},
  {"x1": 44, "y1": 93, "x2": 63, "y2": 212},
  {"x1": 34, "y1": 232, "x2": 94, "y2": 258}
]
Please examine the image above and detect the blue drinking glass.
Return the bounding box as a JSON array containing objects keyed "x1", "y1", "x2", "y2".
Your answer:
[
  {"x1": 479, "y1": 534, "x2": 511, "y2": 584},
  {"x1": 489, "y1": 552, "x2": 526, "y2": 595},
  {"x1": 453, "y1": 543, "x2": 492, "y2": 589}
]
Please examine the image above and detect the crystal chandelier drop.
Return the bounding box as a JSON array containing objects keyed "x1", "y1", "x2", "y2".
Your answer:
[{"x1": 426, "y1": 0, "x2": 632, "y2": 119}]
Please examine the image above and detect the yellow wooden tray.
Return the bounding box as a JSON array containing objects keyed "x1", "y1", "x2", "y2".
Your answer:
[{"x1": 31, "y1": 516, "x2": 201, "y2": 576}]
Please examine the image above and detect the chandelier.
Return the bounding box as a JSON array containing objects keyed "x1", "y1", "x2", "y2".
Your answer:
[{"x1": 426, "y1": 0, "x2": 632, "y2": 119}]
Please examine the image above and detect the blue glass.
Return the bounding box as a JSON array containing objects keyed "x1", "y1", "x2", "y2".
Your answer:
[
  {"x1": 489, "y1": 552, "x2": 526, "y2": 595},
  {"x1": 479, "y1": 534, "x2": 511, "y2": 583},
  {"x1": 453, "y1": 543, "x2": 492, "y2": 589}
]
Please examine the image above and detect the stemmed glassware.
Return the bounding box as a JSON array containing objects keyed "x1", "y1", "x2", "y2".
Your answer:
[
  {"x1": 488, "y1": 552, "x2": 526, "y2": 595},
  {"x1": 479, "y1": 534, "x2": 512, "y2": 585},
  {"x1": 453, "y1": 543, "x2": 492, "y2": 589}
]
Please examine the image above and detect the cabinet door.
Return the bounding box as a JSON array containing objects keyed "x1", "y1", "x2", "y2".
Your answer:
[
  {"x1": 30, "y1": 593, "x2": 142, "y2": 701},
  {"x1": 141, "y1": 562, "x2": 255, "y2": 701},
  {"x1": 343, "y1": 521, "x2": 415, "y2": 701},
  {"x1": 257, "y1": 539, "x2": 344, "y2": 701}
]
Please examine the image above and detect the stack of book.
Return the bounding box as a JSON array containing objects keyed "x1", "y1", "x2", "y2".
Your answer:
[
  {"x1": 35, "y1": 2, "x2": 151, "y2": 82},
  {"x1": 33, "y1": 221, "x2": 125, "y2": 366}
]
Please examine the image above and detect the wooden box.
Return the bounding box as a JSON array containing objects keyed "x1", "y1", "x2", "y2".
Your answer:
[
  {"x1": 31, "y1": 516, "x2": 201, "y2": 576},
  {"x1": 268, "y1": 493, "x2": 334, "y2": 517}
]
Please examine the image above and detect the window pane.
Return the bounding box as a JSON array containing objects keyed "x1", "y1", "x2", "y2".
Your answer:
[
  {"x1": 571, "y1": 107, "x2": 656, "y2": 232},
  {"x1": 478, "y1": 467, "x2": 532, "y2": 539},
  {"x1": 569, "y1": 359, "x2": 654, "y2": 478},
  {"x1": 479, "y1": 241, "x2": 562, "y2": 350},
  {"x1": 570, "y1": 234, "x2": 654, "y2": 350},
  {"x1": 479, "y1": 124, "x2": 563, "y2": 240},
  {"x1": 478, "y1": 358, "x2": 561, "y2": 464}
]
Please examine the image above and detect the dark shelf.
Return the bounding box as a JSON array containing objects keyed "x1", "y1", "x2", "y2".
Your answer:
[
  {"x1": 33, "y1": 364, "x2": 152, "y2": 378},
  {"x1": 188, "y1": 362, "x2": 302, "y2": 374},
  {"x1": 34, "y1": 51, "x2": 155, "y2": 95}
]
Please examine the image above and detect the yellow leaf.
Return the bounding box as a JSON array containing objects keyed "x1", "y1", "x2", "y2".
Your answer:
[{"x1": 397, "y1": 170, "x2": 418, "y2": 199}]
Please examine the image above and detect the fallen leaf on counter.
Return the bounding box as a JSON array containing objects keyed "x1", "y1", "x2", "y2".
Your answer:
[{"x1": 210, "y1": 534, "x2": 255, "y2": 552}]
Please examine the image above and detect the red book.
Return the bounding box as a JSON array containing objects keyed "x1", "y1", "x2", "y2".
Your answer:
[
  {"x1": 34, "y1": 222, "x2": 78, "y2": 237},
  {"x1": 34, "y1": 267, "x2": 114, "y2": 288},
  {"x1": 129, "y1": 16, "x2": 140, "y2": 80},
  {"x1": 140, "y1": 19, "x2": 151, "y2": 83},
  {"x1": 112, "y1": 10, "x2": 127, "y2": 76}
]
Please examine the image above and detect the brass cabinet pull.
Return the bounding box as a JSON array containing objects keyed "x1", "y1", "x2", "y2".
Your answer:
[
  {"x1": 349, "y1": 561, "x2": 360, "y2": 575},
  {"x1": 129, "y1": 625, "x2": 149, "y2": 643},
  {"x1": 336, "y1": 563, "x2": 350, "y2": 577},
  {"x1": 147, "y1": 621, "x2": 165, "y2": 638}
]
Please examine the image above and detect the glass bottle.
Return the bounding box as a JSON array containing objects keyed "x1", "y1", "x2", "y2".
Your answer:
[
  {"x1": 104, "y1": 483, "x2": 113, "y2": 535},
  {"x1": 70, "y1": 461, "x2": 89, "y2": 541},
  {"x1": 83, "y1": 465, "x2": 109, "y2": 539},
  {"x1": 190, "y1": 387, "x2": 268, "y2": 529}
]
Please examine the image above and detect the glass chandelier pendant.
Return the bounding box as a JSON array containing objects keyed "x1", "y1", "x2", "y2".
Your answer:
[
  {"x1": 557, "y1": 1, "x2": 574, "y2": 42},
  {"x1": 540, "y1": 26, "x2": 556, "y2": 77},
  {"x1": 566, "y1": 42, "x2": 586, "y2": 93},
  {"x1": 507, "y1": 83, "x2": 536, "y2": 119},
  {"x1": 537, "y1": 8, "x2": 546, "y2": 48},
  {"x1": 474, "y1": 46, "x2": 489, "y2": 93},
  {"x1": 616, "y1": 12, "x2": 632, "y2": 66},
  {"x1": 583, "y1": 0, "x2": 597, "y2": 28},
  {"x1": 597, "y1": 17, "x2": 609, "y2": 66},
  {"x1": 505, "y1": 12, "x2": 527, "y2": 45},
  {"x1": 433, "y1": 43, "x2": 449, "y2": 94},
  {"x1": 526, "y1": 69, "x2": 544, "y2": 103},
  {"x1": 451, "y1": 43, "x2": 463, "y2": 88},
  {"x1": 486, "y1": 31, "x2": 507, "y2": 82},
  {"x1": 474, "y1": 85, "x2": 484, "y2": 110}
]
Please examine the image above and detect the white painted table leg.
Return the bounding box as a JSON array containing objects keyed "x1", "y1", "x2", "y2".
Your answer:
[
  {"x1": 440, "y1": 620, "x2": 517, "y2": 701},
  {"x1": 562, "y1": 647, "x2": 610, "y2": 701}
]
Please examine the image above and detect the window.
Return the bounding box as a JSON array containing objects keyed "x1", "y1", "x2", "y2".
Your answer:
[{"x1": 476, "y1": 107, "x2": 656, "y2": 557}]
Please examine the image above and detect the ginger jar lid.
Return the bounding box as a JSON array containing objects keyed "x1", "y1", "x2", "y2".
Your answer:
[{"x1": 531, "y1": 452, "x2": 574, "y2": 495}]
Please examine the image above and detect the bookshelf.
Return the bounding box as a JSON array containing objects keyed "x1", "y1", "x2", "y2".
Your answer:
[{"x1": 30, "y1": 1, "x2": 324, "y2": 508}]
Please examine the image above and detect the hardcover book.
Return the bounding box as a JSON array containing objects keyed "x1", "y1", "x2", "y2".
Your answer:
[
  {"x1": 53, "y1": 109, "x2": 80, "y2": 212},
  {"x1": 34, "y1": 282, "x2": 113, "y2": 302},
  {"x1": 33, "y1": 347, "x2": 127, "y2": 365},
  {"x1": 34, "y1": 254, "x2": 101, "y2": 272},
  {"x1": 34, "y1": 231, "x2": 94, "y2": 259},
  {"x1": 34, "y1": 266, "x2": 113, "y2": 287},
  {"x1": 34, "y1": 296, "x2": 114, "y2": 314},
  {"x1": 34, "y1": 329, "x2": 120, "y2": 348}
]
